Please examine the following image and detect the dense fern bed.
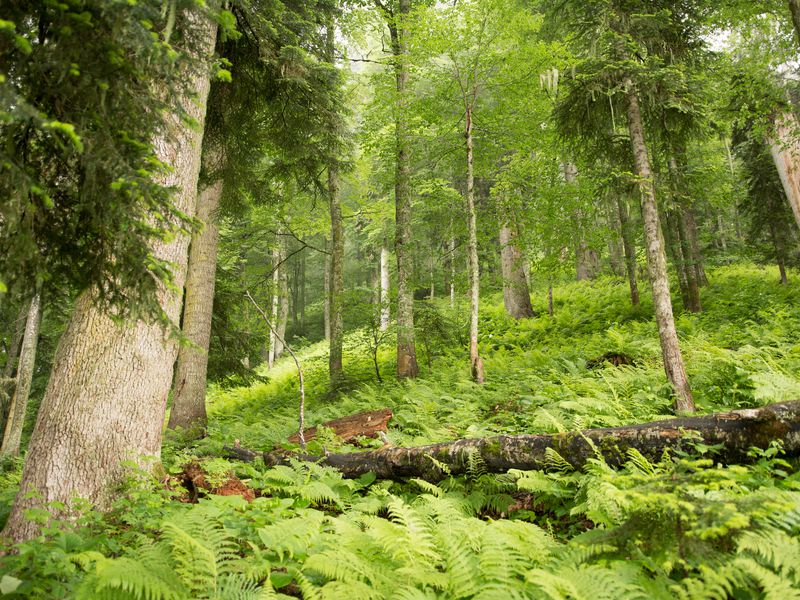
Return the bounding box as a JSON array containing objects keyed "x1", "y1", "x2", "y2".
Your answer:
[{"x1": 2, "y1": 264, "x2": 800, "y2": 598}]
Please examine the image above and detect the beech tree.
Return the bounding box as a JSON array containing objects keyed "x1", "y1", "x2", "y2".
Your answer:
[{"x1": 3, "y1": 4, "x2": 219, "y2": 542}]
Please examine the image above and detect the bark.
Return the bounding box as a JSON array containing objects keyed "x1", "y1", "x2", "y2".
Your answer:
[
  {"x1": 790, "y1": 0, "x2": 800, "y2": 46},
  {"x1": 167, "y1": 179, "x2": 223, "y2": 433},
  {"x1": 616, "y1": 195, "x2": 640, "y2": 306},
  {"x1": 300, "y1": 252, "x2": 306, "y2": 335},
  {"x1": 465, "y1": 106, "x2": 484, "y2": 383},
  {"x1": 385, "y1": 0, "x2": 418, "y2": 379},
  {"x1": 676, "y1": 208, "x2": 702, "y2": 312},
  {"x1": 268, "y1": 245, "x2": 281, "y2": 369},
  {"x1": 663, "y1": 210, "x2": 690, "y2": 310},
  {"x1": 2, "y1": 301, "x2": 28, "y2": 379},
  {"x1": 684, "y1": 208, "x2": 708, "y2": 286},
  {"x1": 2, "y1": 9, "x2": 217, "y2": 543},
  {"x1": 499, "y1": 224, "x2": 535, "y2": 319},
  {"x1": 769, "y1": 219, "x2": 789, "y2": 284},
  {"x1": 227, "y1": 401, "x2": 800, "y2": 482},
  {"x1": 563, "y1": 163, "x2": 599, "y2": 281},
  {"x1": 624, "y1": 78, "x2": 694, "y2": 413},
  {"x1": 287, "y1": 408, "x2": 392, "y2": 444},
  {"x1": 326, "y1": 20, "x2": 344, "y2": 385},
  {"x1": 449, "y1": 236, "x2": 456, "y2": 308},
  {"x1": 1, "y1": 292, "x2": 41, "y2": 456},
  {"x1": 768, "y1": 112, "x2": 800, "y2": 232},
  {"x1": 380, "y1": 246, "x2": 391, "y2": 332},
  {"x1": 276, "y1": 265, "x2": 289, "y2": 359},
  {"x1": 548, "y1": 284, "x2": 554, "y2": 317},
  {"x1": 323, "y1": 241, "x2": 331, "y2": 342}
]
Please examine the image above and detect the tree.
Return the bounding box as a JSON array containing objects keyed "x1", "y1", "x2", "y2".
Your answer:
[{"x1": 2, "y1": 5, "x2": 219, "y2": 542}]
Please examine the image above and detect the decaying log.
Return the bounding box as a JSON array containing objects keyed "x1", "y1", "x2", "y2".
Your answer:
[
  {"x1": 287, "y1": 408, "x2": 392, "y2": 444},
  {"x1": 225, "y1": 401, "x2": 800, "y2": 482}
]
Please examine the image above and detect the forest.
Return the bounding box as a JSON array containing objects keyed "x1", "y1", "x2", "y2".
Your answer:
[{"x1": 1, "y1": 0, "x2": 800, "y2": 597}]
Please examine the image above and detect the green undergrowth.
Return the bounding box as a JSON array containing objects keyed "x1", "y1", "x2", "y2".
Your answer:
[{"x1": 2, "y1": 262, "x2": 800, "y2": 598}]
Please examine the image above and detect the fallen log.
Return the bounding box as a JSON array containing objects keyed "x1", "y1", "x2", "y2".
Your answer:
[
  {"x1": 287, "y1": 408, "x2": 392, "y2": 444},
  {"x1": 225, "y1": 401, "x2": 800, "y2": 481}
]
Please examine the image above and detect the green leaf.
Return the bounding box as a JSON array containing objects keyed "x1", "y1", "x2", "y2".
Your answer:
[{"x1": 0, "y1": 575, "x2": 22, "y2": 595}]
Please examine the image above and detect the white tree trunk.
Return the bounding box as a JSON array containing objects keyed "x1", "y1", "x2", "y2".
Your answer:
[
  {"x1": 380, "y1": 246, "x2": 390, "y2": 331},
  {"x1": 3, "y1": 9, "x2": 218, "y2": 542},
  {"x1": 268, "y1": 245, "x2": 281, "y2": 369},
  {"x1": 768, "y1": 112, "x2": 800, "y2": 231},
  {"x1": 1, "y1": 292, "x2": 42, "y2": 456},
  {"x1": 465, "y1": 106, "x2": 484, "y2": 383}
]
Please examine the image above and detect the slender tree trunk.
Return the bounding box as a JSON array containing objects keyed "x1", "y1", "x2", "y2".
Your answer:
[
  {"x1": 684, "y1": 208, "x2": 708, "y2": 286},
  {"x1": 616, "y1": 194, "x2": 640, "y2": 306},
  {"x1": 379, "y1": 246, "x2": 391, "y2": 331},
  {"x1": 326, "y1": 20, "x2": 344, "y2": 385},
  {"x1": 769, "y1": 219, "x2": 789, "y2": 284},
  {"x1": 449, "y1": 236, "x2": 456, "y2": 308},
  {"x1": 499, "y1": 224, "x2": 534, "y2": 319},
  {"x1": 276, "y1": 270, "x2": 289, "y2": 359},
  {"x1": 3, "y1": 9, "x2": 218, "y2": 543},
  {"x1": 676, "y1": 208, "x2": 702, "y2": 312},
  {"x1": 300, "y1": 252, "x2": 306, "y2": 335},
  {"x1": 2, "y1": 301, "x2": 28, "y2": 379},
  {"x1": 663, "y1": 209, "x2": 690, "y2": 310},
  {"x1": 268, "y1": 245, "x2": 281, "y2": 369},
  {"x1": 548, "y1": 284, "x2": 554, "y2": 317},
  {"x1": 167, "y1": 179, "x2": 222, "y2": 433},
  {"x1": 624, "y1": 78, "x2": 694, "y2": 413},
  {"x1": 385, "y1": 0, "x2": 418, "y2": 379},
  {"x1": 768, "y1": 112, "x2": 800, "y2": 231},
  {"x1": 465, "y1": 106, "x2": 484, "y2": 383},
  {"x1": 323, "y1": 239, "x2": 331, "y2": 342},
  {"x1": 1, "y1": 292, "x2": 41, "y2": 456}
]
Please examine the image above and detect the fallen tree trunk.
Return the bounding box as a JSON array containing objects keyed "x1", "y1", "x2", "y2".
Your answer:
[
  {"x1": 287, "y1": 408, "x2": 393, "y2": 444},
  {"x1": 225, "y1": 401, "x2": 800, "y2": 481}
]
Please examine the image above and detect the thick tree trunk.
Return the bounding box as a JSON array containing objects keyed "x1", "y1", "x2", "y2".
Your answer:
[
  {"x1": 387, "y1": 0, "x2": 418, "y2": 379},
  {"x1": 616, "y1": 195, "x2": 640, "y2": 306},
  {"x1": 789, "y1": 0, "x2": 800, "y2": 46},
  {"x1": 769, "y1": 112, "x2": 800, "y2": 231},
  {"x1": 499, "y1": 224, "x2": 534, "y2": 319},
  {"x1": 228, "y1": 401, "x2": 800, "y2": 482},
  {"x1": 380, "y1": 246, "x2": 391, "y2": 332},
  {"x1": 1, "y1": 292, "x2": 41, "y2": 456},
  {"x1": 2, "y1": 9, "x2": 217, "y2": 543},
  {"x1": 625, "y1": 79, "x2": 694, "y2": 413},
  {"x1": 465, "y1": 107, "x2": 484, "y2": 383},
  {"x1": 326, "y1": 20, "x2": 344, "y2": 385},
  {"x1": 167, "y1": 179, "x2": 222, "y2": 433}
]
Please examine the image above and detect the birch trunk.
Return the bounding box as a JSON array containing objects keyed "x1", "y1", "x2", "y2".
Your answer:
[
  {"x1": 624, "y1": 78, "x2": 695, "y2": 413},
  {"x1": 465, "y1": 106, "x2": 484, "y2": 383},
  {"x1": 386, "y1": 0, "x2": 418, "y2": 379},
  {"x1": 380, "y1": 246, "x2": 391, "y2": 332},
  {"x1": 616, "y1": 195, "x2": 640, "y2": 306},
  {"x1": 276, "y1": 266, "x2": 289, "y2": 360},
  {"x1": 3, "y1": 9, "x2": 217, "y2": 543},
  {"x1": 499, "y1": 224, "x2": 535, "y2": 319},
  {"x1": 768, "y1": 112, "x2": 800, "y2": 231},
  {"x1": 167, "y1": 179, "x2": 222, "y2": 433},
  {"x1": 449, "y1": 237, "x2": 456, "y2": 308},
  {"x1": 268, "y1": 245, "x2": 281, "y2": 369},
  {"x1": 1, "y1": 292, "x2": 41, "y2": 456}
]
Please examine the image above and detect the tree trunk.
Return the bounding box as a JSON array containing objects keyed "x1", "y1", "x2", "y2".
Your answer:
[
  {"x1": 227, "y1": 401, "x2": 800, "y2": 482},
  {"x1": 548, "y1": 284, "x2": 554, "y2": 317},
  {"x1": 465, "y1": 107, "x2": 484, "y2": 383},
  {"x1": 1, "y1": 292, "x2": 41, "y2": 456},
  {"x1": 300, "y1": 252, "x2": 306, "y2": 335},
  {"x1": 2, "y1": 9, "x2": 218, "y2": 543},
  {"x1": 287, "y1": 408, "x2": 392, "y2": 445},
  {"x1": 2, "y1": 301, "x2": 28, "y2": 379},
  {"x1": 275, "y1": 263, "x2": 289, "y2": 360},
  {"x1": 326, "y1": 20, "x2": 344, "y2": 385},
  {"x1": 449, "y1": 236, "x2": 456, "y2": 308},
  {"x1": 323, "y1": 240, "x2": 331, "y2": 342},
  {"x1": 769, "y1": 219, "x2": 789, "y2": 284},
  {"x1": 268, "y1": 245, "x2": 281, "y2": 369},
  {"x1": 386, "y1": 0, "x2": 418, "y2": 379},
  {"x1": 380, "y1": 246, "x2": 391, "y2": 331},
  {"x1": 616, "y1": 194, "x2": 640, "y2": 306},
  {"x1": 684, "y1": 208, "x2": 708, "y2": 286},
  {"x1": 624, "y1": 78, "x2": 694, "y2": 413},
  {"x1": 499, "y1": 224, "x2": 534, "y2": 319},
  {"x1": 167, "y1": 179, "x2": 222, "y2": 433},
  {"x1": 676, "y1": 208, "x2": 702, "y2": 312},
  {"x1": 789, "y1": 0, "x2": 800, "y2": 46},
  {"x1": 663, "y1": 209, "x2": 690, "y2": 310},
  {"x1": 768, "y1": 112, "x2": 800, "y2": 232}
]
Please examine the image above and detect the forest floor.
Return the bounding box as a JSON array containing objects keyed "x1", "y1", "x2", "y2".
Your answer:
[{"x1": 2, "y1": 263, "x2": 800, "y2": 598}]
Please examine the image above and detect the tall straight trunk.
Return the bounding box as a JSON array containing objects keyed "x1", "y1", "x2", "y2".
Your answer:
[
  {"x1": 624, "y1": 78, "x2": 694, "y2": 413},
  {"x1": 768, "y1": 112, "x2": 800, "y2": 231},
  {"x1": 790, "y1": 0, "x2": 800, "y2": 45},
  {"x1": 380, "y1": 246, "x2": 391, "y2": 331},
  {"x1": 167, "y1": 179, "x2": 222, "y2": 433},
  {"x1": 723, "y1": 139, "x2": 742, "y2": 244},
  {"x1": 499, "y1": 224, "x2": 535, "y2": 319},
  {"x1": 299, "y1": 252, "x2": 306, "y2": 335},
  {"x1": 326, "y1": 20, "x2": 344, "y2": 385},
  {"x1": 385, "y1": 0, "x2": 418, "y2": 379},
  {"x1": 3, "y1": 9, "x2": 217, "y2": 543},
  {"x1": 1, "y1": 292, "x2": 41, "y2": 456},
  {"x1": 564, "y1": 163, "x2": 599, "y2": 281},
  {"x1": 465, "y1": 106, "x2": 484, "y2": 383},
  {"x1": 616, "y1": 194, "x2": 640, "y2": 306},
  {"x1": 663, "y1": 209, "x2": 690, "y2": 310},
  {"x1": 667, "y1": 154, "x2": 704, "y2": 308},
  {"x1": 268, "y1": 245, "x2": 281, "y2": 369},
  {"x1": 449, "y1": 236, "x2": 456, "y2": 308},
  {"x1": 275, "y1": 269, "x2": 289, "y2": 360},
  {"x1": 684, "y1": 208, "x2": 708, "y2": 286},
  {"x1": 2, "y1": 301, "x2": 28, "y2": 379},
  {"x1": 323, "y1": 240, "x2": 331, "y2": 342}
]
